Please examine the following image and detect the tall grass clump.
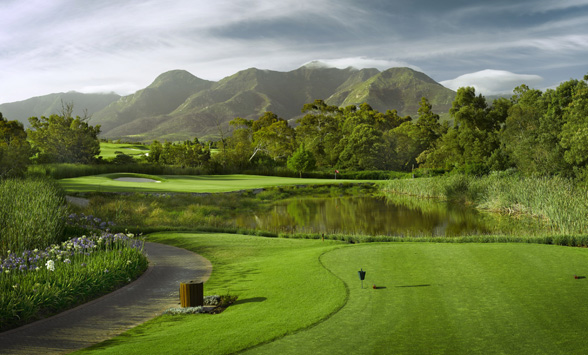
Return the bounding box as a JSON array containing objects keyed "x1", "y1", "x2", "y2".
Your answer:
[
  {"x1": 383, "y1": 172, "x2": 588, "y2": 235},
  {"x1": 0, "y1": 178, "x2": 68, "y2": 256}
]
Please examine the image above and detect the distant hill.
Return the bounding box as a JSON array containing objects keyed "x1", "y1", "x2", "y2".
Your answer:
[
  {"x1": 93, "y1": 65, "x2": 456, "y2": 142},
  {"x1": 90, "y1": 70, "x2": 214, "y2": 136},
  {"x1": 0, "y1": 92, "x2": 120, "y2": 128},
  {"x1": 1, "y1": 64, "x2": 457, "y2": 142}
]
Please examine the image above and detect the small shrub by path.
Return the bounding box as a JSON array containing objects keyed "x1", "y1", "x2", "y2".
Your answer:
[
  {"x1": 248, "y1": 243, "x2": 588, "y2": 355},
  {"x1": 76, "y1": 233, "x2": 346, "y2": 355}
]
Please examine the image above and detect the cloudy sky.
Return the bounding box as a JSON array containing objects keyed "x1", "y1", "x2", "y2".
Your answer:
[{"x1": 1, "y1": 0, "x2": 587, "y2": 104}]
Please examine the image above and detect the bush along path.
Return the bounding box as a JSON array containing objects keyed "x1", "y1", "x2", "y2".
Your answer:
[{"x1": 0, "y1": 242, "x2": 212, "y2": 355}]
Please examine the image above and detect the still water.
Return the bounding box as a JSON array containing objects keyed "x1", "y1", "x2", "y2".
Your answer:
[{"x1": 234, "y1": 195, "x2": 547, "y2": 237}]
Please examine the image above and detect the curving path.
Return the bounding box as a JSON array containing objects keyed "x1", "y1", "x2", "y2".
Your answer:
[{"x1": 0, "y1": 242, "x2": 212, "y2": 354}]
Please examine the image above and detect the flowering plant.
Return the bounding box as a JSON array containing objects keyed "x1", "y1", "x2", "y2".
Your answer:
[{"x1": 0, "y1": 232, "x2": 147, "y2": 331}]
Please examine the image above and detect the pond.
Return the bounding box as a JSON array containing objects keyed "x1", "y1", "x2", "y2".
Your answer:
[{"x1": 233, "y1": 195, "x2": 549, "y2": 237}]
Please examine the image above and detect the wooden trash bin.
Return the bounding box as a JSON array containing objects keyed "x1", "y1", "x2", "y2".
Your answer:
[{"x1": 179, "y1": 281, "x2": 203, "y2": 307}]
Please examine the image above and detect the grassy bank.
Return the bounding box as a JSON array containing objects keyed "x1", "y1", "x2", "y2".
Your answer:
[{"x1": 383, "y1": 173, "x2": 588, "y2": 235}]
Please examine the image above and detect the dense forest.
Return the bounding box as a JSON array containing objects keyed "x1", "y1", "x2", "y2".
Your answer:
[{"x1": 1, "y1": 74, "x2": 587, "y2": 180}]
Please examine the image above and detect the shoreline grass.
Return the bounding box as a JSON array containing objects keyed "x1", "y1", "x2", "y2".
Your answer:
[{"x1": 383, "y1": 172, "x2": 588, "y2": 235}]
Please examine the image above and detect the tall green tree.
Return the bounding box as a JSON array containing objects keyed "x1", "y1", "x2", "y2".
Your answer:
[
  {"x1": 27, "y1": 113, "x2": 101, "y2": 164},
  {"x1": 296, "y1": 100, "x2": 343, "y2": 167},
  {"x1": 287, "y1": 144, "x2": 316, "y2": 178},
  {"x1": 559, "y1": 77, "x2": 588, "y2": 168},
  {"x1": 421, "y1": 87, "x2": 509, "y2": 172},
  {"x1": 0, "y1": 113, "x2": 32, "y2": 178},
  {"x1": 501, "y1": 85, "x2": 549, "y2": 175}
]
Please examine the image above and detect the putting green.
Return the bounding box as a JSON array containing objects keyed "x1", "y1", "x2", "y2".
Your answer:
[
  {"x1": 246, "y1": 243, "x2": 588, "y2": 354},
  {"x1": 59, "y1": 174, "x2": 371, "y2": 193}
]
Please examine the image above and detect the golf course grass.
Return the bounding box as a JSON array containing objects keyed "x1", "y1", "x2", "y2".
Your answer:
[
  {"x1": 59, "y1": 173, "x2": 372, "y2": 193},
  {"x1": 99, "y1": 143, "x2": 150, "y2": 159},
  {"x1": 78, "y1": 233, "x2": 347, "y2": 354},
  {"x1": 78, "y1": 233, "x2": 588, "y2": 354}
]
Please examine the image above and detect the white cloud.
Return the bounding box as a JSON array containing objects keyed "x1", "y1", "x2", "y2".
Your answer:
[
  {"x1": 304, "y1": 57, "x2": 423, "y2": 72},
  {"x1": 440, "y1": 70, "x2": 544, "y2": 95}
]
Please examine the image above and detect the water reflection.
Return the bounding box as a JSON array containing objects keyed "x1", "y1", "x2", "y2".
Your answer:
[{"x1": 233, "y1": 195, "x2": 548, "y2": 237}]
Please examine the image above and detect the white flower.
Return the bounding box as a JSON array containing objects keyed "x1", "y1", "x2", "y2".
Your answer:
[
  {"x1": 46, "y1": 260, "x2": 55, "y2": 272},
  {"x1": 64, "y1": 258, "x2": 71, "y2": 264}
]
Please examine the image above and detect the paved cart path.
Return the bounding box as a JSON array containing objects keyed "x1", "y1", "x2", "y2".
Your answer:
[{"x1": 0, "y1": 242, "x2": 212, "y2": 354}]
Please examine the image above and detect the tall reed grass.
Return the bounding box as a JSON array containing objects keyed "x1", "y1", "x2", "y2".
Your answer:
[
  {"x1": 0, "y1": 178, "x2": 68, "y2": 256},
  {"x1": 383, "y1": 172, "x2": 588, "y2": 235}
]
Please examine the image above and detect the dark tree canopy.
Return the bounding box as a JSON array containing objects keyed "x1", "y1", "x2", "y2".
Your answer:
[
  {"x1": 27, "y1": 113, "x2": 101, "y2": 164},
  {"x1": 0, "y1": 113, "x2": 33, "y2": 178}
]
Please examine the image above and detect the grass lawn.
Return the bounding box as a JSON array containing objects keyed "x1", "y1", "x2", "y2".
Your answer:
[
  {"x1": 78, "y1": 235, "x2": 588, "y2": 354},
  {"x1": 59, "y1": 173, "x2": 373, "y2": 193},
  {"x1": 77, "y1": 233, "x2": 346, "y2": 354},
  {"x1": 99, "y1": 143, "x2": 150, "y2": 159},
  {"x1": 249, "y1": 243, "x2": 588, "y2": 354}
]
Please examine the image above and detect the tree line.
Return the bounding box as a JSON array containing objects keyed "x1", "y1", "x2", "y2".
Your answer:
[{"x1": 1, "y1": 74, "x2": 587, "y2": 179}]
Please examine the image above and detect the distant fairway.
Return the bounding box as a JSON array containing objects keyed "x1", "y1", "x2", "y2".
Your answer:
[
  {"x1": 99, "y1": 143, "x2": 150, "y2": 159},
  {"x1": 78, "y1": 234, "x2": 588, "y2": 355},
  {"x1": 59, "y1": 173, "x2": 369, "y2": 193}
]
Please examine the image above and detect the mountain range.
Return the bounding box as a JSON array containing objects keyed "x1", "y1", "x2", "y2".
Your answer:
[{"x1": 0, "y1": 63, "x2": 457, "y2": 142}]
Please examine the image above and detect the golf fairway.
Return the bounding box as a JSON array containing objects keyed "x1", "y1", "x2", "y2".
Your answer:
[{"x1": 247, "y1": 243, "x2": 588, "y2": 354}]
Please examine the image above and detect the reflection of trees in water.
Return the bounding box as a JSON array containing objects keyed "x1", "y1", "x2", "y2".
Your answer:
[{"x1": 234, "y1": 195, "x2": 548, "y2": 237}]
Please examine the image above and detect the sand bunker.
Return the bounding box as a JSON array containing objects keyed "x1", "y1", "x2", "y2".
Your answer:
[{"x1": 114, "y1": 177, "x2": 161, "y2": 183}]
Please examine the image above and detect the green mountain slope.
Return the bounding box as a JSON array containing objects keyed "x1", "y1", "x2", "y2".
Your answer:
[
  {"x1": 327, "y1": 67, "x2": 455, "y2": 115},
  {"x1": 2, "y1": 65, "x2": 457, "y2": 142},
  {"x1": 0, "y1": 92, "x2": 120, "y2": 127},
  {"x1": 90, "y1": 70, "x2": 214, "y2": 134}
]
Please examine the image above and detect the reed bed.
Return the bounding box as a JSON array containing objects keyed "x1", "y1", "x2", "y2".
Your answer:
[{"x1": 383, "y1": 172, "x2": 588, "y2": 235}]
